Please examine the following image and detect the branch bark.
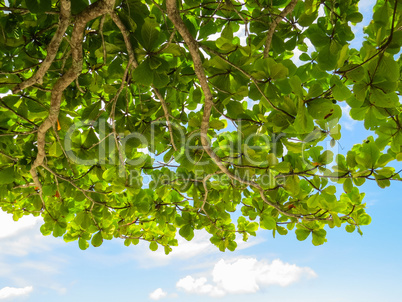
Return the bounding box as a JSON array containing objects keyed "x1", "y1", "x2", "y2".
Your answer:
[
  {"x1": 29, "y1": 0, "x2": 116, "y2": 192},
  {"x1": 165, "y1": 0, "x2": 339, "y2": 222},
  {"x1": 166, "y1": 0, "x2": 304, "y2": 220},
  {"x1": 12, "y1": 0, "x2": 71, "y2": 93},
  {"x1": 111, "y1": 11, "x2": 177, "y2": 151},
  {"x1": 263, "y1": 0, "x2": 298, "y2": 58}
]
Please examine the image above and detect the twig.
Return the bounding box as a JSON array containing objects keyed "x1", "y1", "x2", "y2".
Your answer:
[
  {"x1": 153, "y1": 88, "x2": 178, "y2": 151},
  {"x1": 100, "y1": 15, "x2": 107, "y2": 64},
  {"x1": 0, "y1": 150, "x2": 18, "y2": 162}
]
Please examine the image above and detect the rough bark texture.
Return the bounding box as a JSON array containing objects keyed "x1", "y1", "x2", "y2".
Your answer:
[
  {"x1": 30, "y1": 0, "x2": 116, "y2": 190},
  {"x1": 12, "y1": 0, "x2": 71, "y2": 93},
  {"x1": 166, "y1": 0, "x2": 307, "y2": 219}
]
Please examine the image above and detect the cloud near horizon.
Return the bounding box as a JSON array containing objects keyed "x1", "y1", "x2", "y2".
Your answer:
[
  {"x1": 149, "y1": 288, "x2": 167, "y2": 300},
  {"x1": 176, "y1": 257, "x2": 317, "y2": 297},
  {"x1": 0, "y1": 212, "x2": 42, "y2": 239},
  {"x1": 0, "y1": 286, "x2": 33, "y2": 300}
]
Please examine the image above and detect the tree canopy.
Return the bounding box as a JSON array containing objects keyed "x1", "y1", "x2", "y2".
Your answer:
[{"x1": 0, "y1": 0, "x2": 401, "y2": 253}]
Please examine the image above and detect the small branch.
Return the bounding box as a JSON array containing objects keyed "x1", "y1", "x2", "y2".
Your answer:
[
  {"x1": 0, "y1": 129, "x2": 38, "y2": 137},
  {"x1": 201, "y1": 45, "x2": 295, "y2": 119},
  {"x1": 110, "y1": 12, "x2": 138, "y2": 67},
  {"x1": 109, "y1": 61, "x2": 132, "y2": 181},
  {"x1": 100, "y1": 15, "x2": 107, "y2": 64},
  {"x1": 0, "y1": 99, "x2": 38, "y2": 128},
  {"x1": 0, "y1": 150, "x2": 18, "y2": 162},
  {"x1": 153, "y1": 88, "x2": 178, "y2": 151},
  {"x1": 0, "y1": 7, "x2": 59, "y2": 14}
]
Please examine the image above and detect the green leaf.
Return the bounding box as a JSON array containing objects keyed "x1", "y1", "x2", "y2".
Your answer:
[
  {"x1": 358, "y1": 214, "x2": 372, "y2": 225},
  {"x1": 345, "y1": 225, "x2": 355, "y2": 233},
  {"x1": 25, "y1": 0, "x2": 52, "y2": 14},
  {"x1": 78, "y1": 237, "x2": 89, "y2": 250},
  {"x1": 91, "y1": 231, "x2": 103, "y2": 247},
  {"x1": 295, "y1": 229, "x2": 310, "y2": 241},
  {"x1": 81, "y1": 102, "x2": 101, "y2": 122},
  {"x1": 347, "y1": 12, "x2": 363, "y2": 23},
  {"x1": 307, "y1": 99, "x2": 335, "y2": 120},
  {"x1": 294, "y1": 100, "x2": 314, "y2": 133},
  {"x1": 312, "y1": 229, "x2": 327, "y2": 246},
  {"x1": 153, "y1": 72, "x2": 169, "y2": 88},
  {"x1": 261, "y1": 216, "x2": 276, "y2": 230},
  {"x1": 141, "y1": 17, "x2": 160, "y2": 51},
  {"x1": 49, "y1": 143, "x2": 63, "y2": 157},
  {"x1": 343, "y1": 178, "x2": 353, "y2": 193},
  {"x1": 132, "y1": 59, "x2": 153, "y2": 86},
  {"x1": 355, "y1": 138, "x2": 380, "y2": 168},
  {"x1": 210, "y1": 120, "x2": 226, "y2": 130},
  {"x1": 179, "y1": 224, "x2": 194, "y2": 241},
  {"x1": 330, "y1": 76, "x2": 352, "y2": 101},
  {"x1": 70, "y1": 0, "x2": 89, "y2": 14},
  {"x1": 284, "y1": 175, "x2": 300, "y2": 196},
  {"x1": 369, "y1": 88, "x2": 399, "y2": 108},
  {"x1": 149, "y1": 241, "x2": 158, "y2": 251},
  {"x1": 317, "y1": 44, "x2": 338, "y2": 71},
  {"x1": 0, "y1": 167, "x2": 15, "y2": 184},
  {"x1": 108, "y1": 57, "x2": 124, "y2": 78},
  {"x1": 226, "y1": 101, "x2": 244, "y2": 117},
  {"x1": 270, "y1": 63, "x2": 288, "y2": 80}
]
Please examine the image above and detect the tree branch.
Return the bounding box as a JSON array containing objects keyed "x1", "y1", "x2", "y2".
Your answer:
[
  {"x1": 263, "y1": 0, "x2": 298, "y2": 58},
  {"x1": 201, "y1": 45, "x2": 295, "y2": 119},
  {"x1": 166, "y1": 0, "x2": 304, "y2": 221},
  {"x1": 29, "y1": 0, "x2": 116, "y2": 193},
  {"x1": 12, "y1": 0, "x2": 71, "y2": 93},
  {"x1": 111, "y1": 11, "x2": 177, "y2": 151}
]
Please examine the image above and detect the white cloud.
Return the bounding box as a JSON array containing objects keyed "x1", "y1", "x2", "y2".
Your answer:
[
  {"x1": 0, "y1": 232, "x2": 59, "y2": 256},
  {"x1": 176, "y1": 257, "x2": 317, "y2": 297},
  {"x1": 340, "y1": 104, "x2": 357, "y2": 131},
  {"x1": 149, "y1": 288, "x2": 167, "y2": 300},
  {"x1": 292, "y1": 39, "x2": 313, "y2": 66},
  {"x1": 0, "y1": 212, "x2": 42, "y2": 239},
  {"x1": 177, "y1": 276, "x2": 225, "y2": 297},
  {"x1": 0, "y1": 286, "x2": 33, "y2": 300}
]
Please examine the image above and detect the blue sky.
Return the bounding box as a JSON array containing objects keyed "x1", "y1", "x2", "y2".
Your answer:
[{"x1": 1, "y1": 0, "x2": 402, "y2": 301}]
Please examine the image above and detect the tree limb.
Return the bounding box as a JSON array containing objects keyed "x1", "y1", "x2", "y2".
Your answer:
[
  {"x1": 12, "y1": 0, "x2": 71, "y2": 93},
  {"x1": 29, "y1": 0, "x2": 116, "y2": 192},
  {"x1": 263, "y1": 0, "x2": 298, "y2": 58},
  {"x1": 166, "y1": 0, "x2": 304, "y2": 220}
]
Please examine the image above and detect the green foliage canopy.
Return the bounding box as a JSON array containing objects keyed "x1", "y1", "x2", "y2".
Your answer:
[{"x1": 0, "y1": 0, "x2": 401, "y2": 253}]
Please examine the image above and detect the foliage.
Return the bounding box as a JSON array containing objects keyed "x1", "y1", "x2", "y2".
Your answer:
[{"x1": 0, "y1": 0, "x2": 401, "y2": 253}]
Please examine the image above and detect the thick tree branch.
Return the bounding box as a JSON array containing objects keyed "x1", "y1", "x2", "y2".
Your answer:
[
  {"x1": 263, "y1": 0, "x2": 298, "y2": 58},
  {"x1": 29, "y1": 0, "x2": 116, "y2": 191},
  {"x1": 166, "y1": 0, "x2": 305, "y2": 221},
  {"x1": 12, "y1": 0, "x2": 71, "y2": 93}
]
